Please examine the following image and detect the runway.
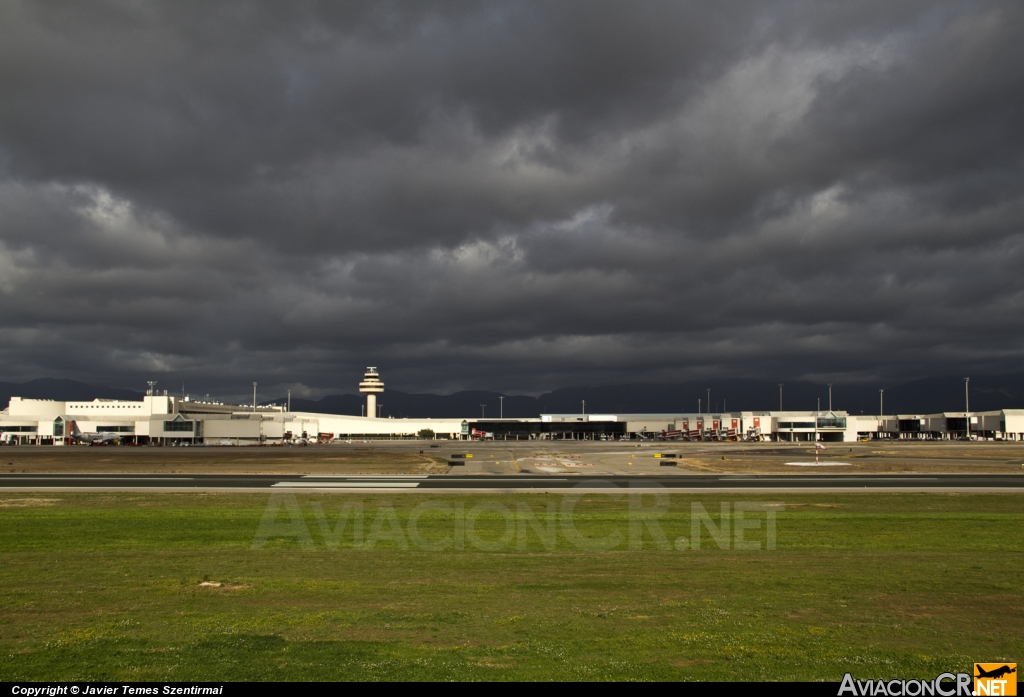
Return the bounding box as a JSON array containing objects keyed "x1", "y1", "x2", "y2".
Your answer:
[{"x1": 1, "y1": 473, "x2": 1023, "y2": 492}]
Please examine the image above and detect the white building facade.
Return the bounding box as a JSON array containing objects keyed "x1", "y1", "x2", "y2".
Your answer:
[
  {"x1": 0, "y1": 395, "x2": 468, "y2": 445},
  {"x1": 3, "y1": 366, "x2": 1023, "y2": 445}
]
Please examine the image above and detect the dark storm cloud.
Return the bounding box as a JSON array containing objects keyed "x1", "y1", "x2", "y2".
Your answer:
[{"x1": 1, "y1": 0, "x2": 1023, "y2": 400}]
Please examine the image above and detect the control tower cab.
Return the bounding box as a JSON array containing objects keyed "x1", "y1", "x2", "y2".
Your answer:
[{"x1": 358, "y1": 367, "x2": 384, "y2": 418}]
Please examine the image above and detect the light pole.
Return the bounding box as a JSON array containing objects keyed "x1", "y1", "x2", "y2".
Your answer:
[
  {"x1": 879, "y1": 389, "x2": 884, "y2": 436},
  {"x1": 706, "y1": 388, "x2": 711, "y2": 414},
  {"x1": 378, "y1": 403, "x2": 384, "y2": 418},
  {"x1": 499, "y1": 396, "x2": 504, "y2": 419},
  {"x1": 964, "y1": 377, "x2": 970, "y2": 440},
  {"x1": 147, "y1": 381, "x2": 157, "y2": 420},
  {"x1": 287, "y1": 389, "x2": 291, "y2": 413},
  {"x1": 778, "y1": 383, "x2": 784, "y2": 411},
  {"x1": 252, "y1": 382, "x2": 257, "y2": 413},
  {"x1": 827, "y1": 383, "x2": 833, "y2": 411},
  {"x1": 480, "y1": 404, "x2": 486, "y2": 418},
  {"x1": 582, "y1": 400, "x2": 586, "y2": 415}
]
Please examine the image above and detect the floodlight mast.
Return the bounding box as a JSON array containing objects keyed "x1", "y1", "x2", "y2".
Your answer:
[
  {"x1": 879, "y1": 389, "x2": 884, "y2": 436},
  {"x1": 964, "y1": 377, "x2": 970, "y2": 440}
]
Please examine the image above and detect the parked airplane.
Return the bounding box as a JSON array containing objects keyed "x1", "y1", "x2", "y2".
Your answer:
[
  {"x1": 69, "y1": 421, "x2": 122, "y2": 445},
  {"x1": 470, "y1": 428, "x2": 494, "y2": 440}
]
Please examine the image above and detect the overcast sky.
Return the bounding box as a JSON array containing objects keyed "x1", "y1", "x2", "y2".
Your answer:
[{"x1": 1, "y1": 1, "x2": 1022, "y2": 400}]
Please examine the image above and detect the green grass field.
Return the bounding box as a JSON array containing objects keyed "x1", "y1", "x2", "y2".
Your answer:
[{"x1": 0, "y1": 492, "x2": 1021, "y2": 681}]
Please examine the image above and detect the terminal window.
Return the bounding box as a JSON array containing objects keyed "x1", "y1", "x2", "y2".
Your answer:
[{"x1": 816, "y1": 417, "x2": 847, "y2": 429}]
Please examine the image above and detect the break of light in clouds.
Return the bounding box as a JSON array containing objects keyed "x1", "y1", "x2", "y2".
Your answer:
[{"x1": 1, "y1": 1, "x2": 1022, "y2": 400}]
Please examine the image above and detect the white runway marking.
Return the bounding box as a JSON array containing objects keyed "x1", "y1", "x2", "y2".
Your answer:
[
  {"x1": 784, "y1": 462, "x2": 851, "y2": 466},
  {"x1": 299, "y1": 475, "x2": 429, "y2": 479},
  {"x1": 273, "y1": 481, "x2": 420, "y2": 488}
]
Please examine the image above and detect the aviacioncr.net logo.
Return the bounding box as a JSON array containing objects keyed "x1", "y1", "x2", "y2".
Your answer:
[
  {"x1": 974, "y1": 664, "x2": 1017, "y2": 697},
  {"x1": 839, "y1": 672, "x2": 972, "y2": 696}
]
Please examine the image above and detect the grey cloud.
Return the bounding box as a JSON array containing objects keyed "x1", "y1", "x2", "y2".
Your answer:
[{"x1": 0, "y1": 1, "x2": 1022, "y2": 400}]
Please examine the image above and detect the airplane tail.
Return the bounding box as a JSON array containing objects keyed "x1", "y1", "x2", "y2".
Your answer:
[{"x1": 69, "y1": 421, "x2": 82, "y2": 437}]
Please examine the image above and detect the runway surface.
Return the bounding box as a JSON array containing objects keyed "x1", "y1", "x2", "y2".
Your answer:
[{"x1": 1, "y1": 473, "x2": 1023, "y2": 492}]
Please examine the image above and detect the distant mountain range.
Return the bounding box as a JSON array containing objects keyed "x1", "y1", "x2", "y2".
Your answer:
[
  {"x1": 276, "y1": 373, "x2": 1024, "y2": 418},
  {"x1": 0, "y1": 378, "x2": 146, "y2": 405},
  {"x1": 4, "y1": 374, "x2": 1024, "y2": 419}
]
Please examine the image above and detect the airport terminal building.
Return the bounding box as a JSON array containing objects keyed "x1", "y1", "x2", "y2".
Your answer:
[
  {"x1": 3, "y1": 395, "x2": 1024, "y2": 445},
  {"x1": 466, "y1": 410, "x2": 1024, "y2": 443},
  {"x1": 3, "y1": 368, "x2": 1023, "y2": 445}
]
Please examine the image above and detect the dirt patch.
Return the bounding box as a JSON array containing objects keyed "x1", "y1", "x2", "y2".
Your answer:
[
  {"x1": 198, "y1": 581, "x2": 252, "y2": 590},
  {"x1": 638, "y1": 441, "x2": 1024, "y2": 475},
  {"x1": 0, "y1": 446, "x2": 449, "y2": 475},
  {"x1": 471, "y1": 656, "x2": 513, "y2": 668},
  {"x1": 0, "y1": 497, "x2": 60, "y2": 508}
]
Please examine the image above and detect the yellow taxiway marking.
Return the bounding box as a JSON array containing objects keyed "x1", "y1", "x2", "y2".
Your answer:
[
  {"x1": 540, "y1": 446, "x2": 572, "y2": 471},
  {"x1": 510, "y1": 451, "x2": 521, "y2": 472},
  {"x1": 598, "y1": 457, "x2": 629, "y2": 473}
]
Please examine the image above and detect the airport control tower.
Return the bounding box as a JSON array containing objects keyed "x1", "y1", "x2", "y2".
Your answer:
[{"x1": 358, "y1": 367, "x2": 384, "y2": 418}]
